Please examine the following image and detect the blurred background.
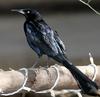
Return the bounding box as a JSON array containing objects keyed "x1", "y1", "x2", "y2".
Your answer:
[{"x1": 0, "y1": 0, "x2": 100, "y2": 69}]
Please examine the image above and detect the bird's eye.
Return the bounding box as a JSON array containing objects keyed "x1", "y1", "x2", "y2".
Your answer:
[{"x1": 27, "y1": 10, "x2": 30, "y2": 14}]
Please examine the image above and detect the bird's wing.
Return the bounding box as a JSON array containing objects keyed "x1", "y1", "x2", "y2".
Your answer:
[
  {"x1": 24, "y1": 22, "x2": 42, "y2": 57},
  {"x1": 54, "y1": 31, "x2": 65, "y2": 51},
  {"x1": 41, "y1": 27, "x2": 59, "y2": 55}
]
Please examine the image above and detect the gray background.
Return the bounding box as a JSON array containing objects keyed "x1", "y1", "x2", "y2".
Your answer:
[{"x1": 0, "y1": 0, "x2": 100, "y2": 69}]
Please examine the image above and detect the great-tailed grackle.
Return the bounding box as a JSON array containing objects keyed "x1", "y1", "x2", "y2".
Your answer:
[{"x1": 12, "y1": 9, "x2": 100, "y2": 96}]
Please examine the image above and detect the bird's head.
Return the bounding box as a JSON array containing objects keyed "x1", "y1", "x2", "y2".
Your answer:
[{"x1": 11, "y1": 9, "x2": 41, "y2": 21}]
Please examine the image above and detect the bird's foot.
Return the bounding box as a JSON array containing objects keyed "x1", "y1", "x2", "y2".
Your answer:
[{"x1": 31, "y1": 58, "x2": 40, "y2": 68}]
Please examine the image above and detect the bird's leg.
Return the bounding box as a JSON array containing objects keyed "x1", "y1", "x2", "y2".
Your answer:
[
  {"x1": 45, "y1": 56, "x2": 51, "y2": 68},
  {"x1": 31, "y1": 57, "x2": 40, "y2": 68}
]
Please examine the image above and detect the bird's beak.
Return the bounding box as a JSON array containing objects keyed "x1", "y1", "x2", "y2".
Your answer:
[{"x1": 11, "y1": 9, "x2": 25, "y2": 15}]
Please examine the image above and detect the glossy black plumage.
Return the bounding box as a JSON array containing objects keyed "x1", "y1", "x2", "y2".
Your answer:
[{"x1": 12, "y1": 9, "x2": 99, "y2": 96}]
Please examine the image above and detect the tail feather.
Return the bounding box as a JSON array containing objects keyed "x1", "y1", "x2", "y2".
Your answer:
[
  {"x1": 53, "y1": 54, "x2": 98, "y2": 96},
  {"x1": 63, "y1": 60, "x2": 98, "y2": 90}
]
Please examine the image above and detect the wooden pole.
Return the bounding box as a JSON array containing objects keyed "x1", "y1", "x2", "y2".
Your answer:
[{"x1": 0, "y1": 64, "x2": 99, "y2": 95}]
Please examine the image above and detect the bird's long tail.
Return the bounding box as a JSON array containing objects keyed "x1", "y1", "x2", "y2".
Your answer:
[{"x1": 53, "y1": 54, "x2": 99, "y2": 96}]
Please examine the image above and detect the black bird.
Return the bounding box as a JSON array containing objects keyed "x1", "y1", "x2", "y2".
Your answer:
[{"x1": 12, "y1": 9, "x2": 99, "y2": 96}]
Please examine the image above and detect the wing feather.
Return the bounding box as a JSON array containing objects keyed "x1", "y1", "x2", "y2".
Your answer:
[{"x1": 54, "y1": 31, "x2": 66, "y2": 51}]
